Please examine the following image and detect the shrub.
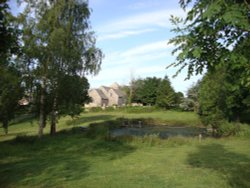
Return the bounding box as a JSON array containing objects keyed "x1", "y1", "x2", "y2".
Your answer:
[
  {"x1": 121, "y1": 106, "x2": 158, "y2": 113},
  {"x1": 88, "y1": 107, "x2": 103, "y2": 113},
  {"x1": 216, "y1": 121, "x2": 240, "y2": 137}
]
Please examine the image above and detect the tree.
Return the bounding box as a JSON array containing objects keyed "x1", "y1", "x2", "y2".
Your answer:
[
  {"x1": 0, "y1": 1, "x2": 19, "y2": 64},
  {"x1": 199, "y1": 66, "x2": 250, "y2": 127},
  {"x1": 169, "y1": 0, "x2": 250, "y2": 129},
  {"x1": 130, "y1": 76, "x2": 180, "y2": 108},
  {"x1": 132, "y1": 77, "x2": 161, "y2": 106},
  {"x1": 156, "y1": 76, "x2": 176, "y2": 109},
  {"x1": 0, "y1": 1, "x2": 22, "y2": 134},
  {"x1": 20, "y1": 0, "x2": 103, "y2": 137},
  {"x1": 169, "y1": 0, "x2": 250, "y2": 87},
  {"x1": 175, "y1": 91, "x2": 184, "y2": 106},
  {"x1": 186, "y1": 81, "x2": 201, "y2": 112},
  {"x1": 0, "y1": 67, "x2": 22, "y2": 134}
]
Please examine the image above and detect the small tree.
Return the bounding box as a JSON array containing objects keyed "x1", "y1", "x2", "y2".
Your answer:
[{"x1": 156, "y1": 76, "x2": 176, "y2": 109}]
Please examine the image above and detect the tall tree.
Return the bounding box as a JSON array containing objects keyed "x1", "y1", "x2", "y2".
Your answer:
[
  {"x1": 169, "y1": 0, "x2": 250, "y2": 128},
  {"x1": 199, "y1": 66, "x2": 250, "y2": 126},
  {"x1": 156, "y1": 76, "x2": 176, "y2": 109},
  {"x1": 21, "y1": 0, "x2": 102, "y2": 137},
  {"x1": 0, "y1": 1, "x2": 22, "y2": 134}
]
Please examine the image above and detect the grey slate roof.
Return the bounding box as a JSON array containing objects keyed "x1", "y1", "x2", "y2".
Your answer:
[
  {"x1": 112, "y1": 88, "x2": 126, "y2": 97},
  {"x1": 95, "y1": 89, "x2": 108, "y2": 99}
]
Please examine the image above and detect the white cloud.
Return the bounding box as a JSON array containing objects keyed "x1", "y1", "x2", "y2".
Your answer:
[
  {"x1": 98, "y1": 28, "x2": 156, "y2": 41},
  {"x1": 99, "y1": 9, "x2": 183, "y2": 31},
  {"x1": 97, "y1": 8, "x2": 186, "y2": 41},
  {"x1": 102, "y1": 40, "x2": 173, "y2": 67},
  {"x1": 128, "y1": 1, "x2": 166, "y2": 10},
  {"x1": 87, "y1": 40, "x2": 174, "y2": 88},
  {"x1": 121, "y1": 40, "x2": 173, "y2": 57}
]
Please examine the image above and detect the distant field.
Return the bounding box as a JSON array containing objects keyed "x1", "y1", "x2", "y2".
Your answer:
[{"x1": 0, "y1": 111, "x2": 250, "y2": 188}]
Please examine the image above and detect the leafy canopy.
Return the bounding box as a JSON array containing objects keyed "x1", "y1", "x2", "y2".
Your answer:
[{"x1": 169, "y1": 0, "x2": 250, "y2": 87}]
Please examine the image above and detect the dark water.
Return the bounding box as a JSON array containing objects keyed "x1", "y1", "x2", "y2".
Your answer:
[{"x1": 110, "y1": 126, "x2": 207, "y2": 139}]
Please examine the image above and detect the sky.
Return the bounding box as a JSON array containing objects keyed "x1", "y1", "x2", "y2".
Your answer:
[
  {"x1": 87, "y1": 0, "x2": 202, "y2": 94},
  {"x1": 9, "y1": 0, "x2": 203, "y2": 95}
]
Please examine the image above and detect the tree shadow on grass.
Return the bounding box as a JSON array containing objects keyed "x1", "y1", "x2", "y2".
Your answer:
[
  {"x1": 0, "y1": 127, "x2": 136, "y2": 187},
  {"x1": 187, "y1": 143, "x2": 250, "y2": 188},
  {"x1": 66, "y1": 115, "x2": 115, "y2": 126}
]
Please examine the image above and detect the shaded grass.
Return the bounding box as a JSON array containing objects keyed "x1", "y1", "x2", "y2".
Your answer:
[
  {"x1": 0, "y1": 111, "x2": 250, "y2": 187},
  {"x1": 0, "y1": 129, "x2": 135, "y2": 187},
  {"x1": 1, "y1": 131, "x2": 250, "y2": 187},
  {"x1": 188, "y1": 143, "x2": 250, "y2": 188}
]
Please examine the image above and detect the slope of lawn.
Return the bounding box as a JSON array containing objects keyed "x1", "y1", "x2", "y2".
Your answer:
[{"x1": 0, "y1": 110, "x2": 250, "y2": 188}]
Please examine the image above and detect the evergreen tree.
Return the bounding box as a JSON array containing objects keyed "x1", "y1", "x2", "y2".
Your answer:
[{"x1": 156, "y1": 76, "x2": 176, "y2": 109}]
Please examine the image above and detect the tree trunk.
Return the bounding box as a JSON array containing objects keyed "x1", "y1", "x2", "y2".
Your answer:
[
  {"x1": 50, "y1": 95, "x2": 57, "y2": 135},
  {"x1": 39, "y1": 77, "x2": 46, "y2": 138},
  {"x1": 3, "y1": 119, "x2": 8, "y2": 135}
]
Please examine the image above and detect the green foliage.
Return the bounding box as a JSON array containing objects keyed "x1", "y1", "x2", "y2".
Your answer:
[
  {"x1": 132, "y1": 77, "x2": 161, "y2": 105},
  {"x1": 169, "y1": 0, "x2": 250, "y2": 87},
  {"x1": 216, "y1": 121, "x2": 240, "y2": 137},
  {"x1": 121, "y1": 106, "x2": 157, "y2": 113},
  {"x1": 198, "y1": 67, "x2": 250, "y2": 130},
  {"x1": 57, "y1": 75, "x2": 90, "y2": 117},
  {"x1": 179, "y1": 81, "x2": 200, "y2": 112},
  {"x1": 0, "y1": 66, "x2": 22, "y2": 134},
  {"x1": 88, "y1": 107, "x2": 103, "y2": 113},
  {"x1": 0, "y1": 1, "x2": 20, "y2": 64},
  {"x1": 156, "y1": 76, "x2": 176, "y2": 109},
  {"x1": 131, "y1": 76, "x2": 181, "y2": 109},
  {"x1": 19, "y1": 0, "x2": 103, "y2": 135},
  {"x1": 0, "y1": 1, "x2": 22, "y2": 134},
  {"x1": 170, "y1": 0, "x2": 250, "y2": 133}
]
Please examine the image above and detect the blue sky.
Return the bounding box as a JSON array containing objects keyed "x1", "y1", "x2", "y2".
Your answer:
[
  {"x1": 9, "y1": 0, "x2": 202, "y2": 94},
  {"x1": 87, "y1": 0, "x2": 202, "y2": 94}
]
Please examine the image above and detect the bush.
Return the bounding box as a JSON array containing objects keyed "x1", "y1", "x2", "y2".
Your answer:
[
  {"x1": 121, "y1": 106, "x2": 158, "y2": 113},
  {"x1": 203, "y1": 120, "x2": 241, "y2": 137},
  {"x1": 88, "y1": 107, "x2": 103, "y2": 113},
  {"x1": 216, "y1": 121, "x2": 240, "y2": 137},
  {"x1": 104, "y1": 106, "x2": 116, "y2": 112}
]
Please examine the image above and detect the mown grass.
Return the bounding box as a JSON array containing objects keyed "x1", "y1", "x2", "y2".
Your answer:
[{"x1": 0, "y1": 110, "x2": 250, "y2": 188}]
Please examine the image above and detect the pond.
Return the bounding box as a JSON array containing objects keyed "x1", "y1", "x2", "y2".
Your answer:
[{"x1": 110, "y1": 126, "x2": 207, "y2": 139}]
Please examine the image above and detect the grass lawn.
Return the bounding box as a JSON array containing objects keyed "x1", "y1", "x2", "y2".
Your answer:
[{"x1": 0, "y1": 111, "x2": 250, "y2": 188}]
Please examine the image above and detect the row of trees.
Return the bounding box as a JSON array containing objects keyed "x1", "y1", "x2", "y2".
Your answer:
[
  {"x1": 170, "y1": 0, "x2": 250, "y2": 133},
  {"x1": 123, "y1": 76, "x2": 184, "y2": 109},
  {"x1": 0, "y1": 0, "x2": 102, "y2": 137}
]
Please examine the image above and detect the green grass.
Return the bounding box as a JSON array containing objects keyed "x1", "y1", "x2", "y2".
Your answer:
[{"x1": 0, "y1": 111, "x2": 250, "y2": 188}]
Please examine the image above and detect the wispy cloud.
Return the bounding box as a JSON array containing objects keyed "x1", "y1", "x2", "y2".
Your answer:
[
  {"x1": 103, "y1": 40, "x2": 173, "y2": 67},
  {"x1": 98, "y1": 28, "x2": 156, "y2": 41},
  {"x1": 121, "y1": 40, "x2": 172, "y2": 57},
  {"x1": 97, "y1": 8, "x2": 186, "y2": 41},
  {"x1": 128, "y1": 0, "x2": 169, "y2": 10},
  {"x1": 87, "y1": 40, "x2": 174, "y2": 87}
]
